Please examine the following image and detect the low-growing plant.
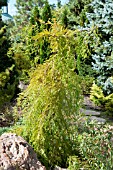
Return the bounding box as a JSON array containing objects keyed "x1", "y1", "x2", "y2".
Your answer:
[
  {"x1": 79, "y1": 123, "x2": 113, "y2": 169},
  {"x1": 90, "y1": 83, "x2": 113, "y2": 114},
  {"x1": 90, "y1": 83, "x2": 106, "y2": 106},
  {"x1": 68, "y1": 122, "x2": 113, "y2": 170},
  {"x1": 0, "y1": 127, "x2": 11, "y2": 136},
  {"x1": 104, "y1": 94, "x2": 113, "y2": 115},
  {"x1": 68, "y1": 155, "x2": 91, "y2": 169}
]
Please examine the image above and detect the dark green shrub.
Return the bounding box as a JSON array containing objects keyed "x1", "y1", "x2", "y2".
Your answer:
[
  {"x1": 74, "y1": 28, "x2": 99, "y2": 77},
  {"x1": 0, "y1": 26, "x2": 18, "y2": 107},
  {"x1": 67, "y1": 0, "x2": 92, "y2": 29},
  {"x1": 0, "y1": 66, "x2": 18, "y2": 106},
  {"x1": 41, "y1": 0, "x2": 52, "y2": 30},
  {"x1": 30, "y1": 6, "x2": 41, "y2": 30},
  {"x1": 61, "y1": 8, "x2": 68, "y2": 29},
  {"x1": 0, "y1": 26, "x2": 13, "y2": 72}
]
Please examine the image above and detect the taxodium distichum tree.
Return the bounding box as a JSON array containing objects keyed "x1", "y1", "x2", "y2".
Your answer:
[{"x1": 16, "y1": 21, "x2": 82, "y2": 168}]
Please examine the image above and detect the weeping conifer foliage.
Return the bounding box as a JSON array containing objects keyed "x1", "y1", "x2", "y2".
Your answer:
[{"x1": 14, "y1": 22, "x2": 82, "y2": 168}]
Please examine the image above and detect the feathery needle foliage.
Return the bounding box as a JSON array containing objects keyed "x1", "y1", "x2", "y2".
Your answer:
[{"x1": 14, "y1": 22, "x2": 82, "y2": 168}]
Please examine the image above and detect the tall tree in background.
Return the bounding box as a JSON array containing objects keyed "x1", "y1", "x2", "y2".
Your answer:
[
  {"x1": 26, "y1": 1, "x2": 52, "y2": 64},
  {"x1": 38, "y1": 0, "x2": 52, "y2": 64},
  {"x1": 25, "y1": 6, "x2": 41, "y2": 63},
  {"x1": 15, "y1": 0, "x2": 45, "y2": 26},
  {"x1": 30, "y1": 6, "x2": 41, "y2": 31},
  {"x1": 86, "y1": 0, "x2": 113, "y2": 95},
  {"x1": 9, "y1": 6, "x2": 42, "y2": 79},
  {"x1": 57, "y1": 0, "x2": 62, "y2": 8},
  {"x1": 10, "y1": 0, "x2": 52, "y2": 75},
  {"x1": 41, "y1": 0, "x2": 52, "y2": 30},
  {"x1": 10, "y1": 0, "x2": 45, "y2": 42},
  {"x1": 67, "y1": 0, "x2": 92, "y2": 29},
  {"x1": 61, "y1": 7, "x2": 68, "y2": 28}
]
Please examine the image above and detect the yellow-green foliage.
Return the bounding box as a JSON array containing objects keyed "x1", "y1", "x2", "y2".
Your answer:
[
  {"x1": 68, "y1": 155, "x2": 90, "y2": 170},
  {"x1": 105, "y1": 94, "x2": 113, "y2": 113},
  {"x1": 90, "y1": 83, "x2": 106, "y2": 106},
  {"x1": 13, "y1": 53, "x2": 30, "y2": 71},
  {"x1": 90, "y1": 83, "x2": 113, "y2": 113},
  {"x1": 15, "y1": 22, "x2": 82, "y2": 168}
]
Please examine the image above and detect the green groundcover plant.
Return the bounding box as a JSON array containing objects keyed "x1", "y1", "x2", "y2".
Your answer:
[{"x1": 68, "y1": 122, "x2": 113, "y2": 170}]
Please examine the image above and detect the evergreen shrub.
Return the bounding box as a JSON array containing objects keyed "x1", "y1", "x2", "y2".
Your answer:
[
  {"x1": 90, "y1": 83, "x2": 113, "y2": 114},
  {"x1": 0, "y1": 26, "x2": 18, "y2": 107},
  {"x1": 86, "y1": 0, "x2": 113, "y2": 95},
  {"x1": 74, "y1": 27, "x2": 100, "y2": 77},
  {"x1": 67, "y1": 0, "x2": 92, "y2": 29},
  {"x1": 0, "y1": 65, "x2": 18, "y2": 107},
  {"x1": 90, "y1": 83, "x2": 106, "y2": 106},
  {"x1": 72, "y1": 28, "x2": 99, "y2": 95},
  {"x1": 9, "y1": 3, "x2": 52, "y2": 83}
]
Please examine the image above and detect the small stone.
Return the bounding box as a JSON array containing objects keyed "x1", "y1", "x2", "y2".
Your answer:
[
  {"x1": 54, "y1": 166, "x2": 67, "y2": 170},
  {"x1": 90, "y1": 116, "x2": 106, "y2": 124},
  {"x1": 80, "y1": 108, "x2": 101, "y2": 116}
]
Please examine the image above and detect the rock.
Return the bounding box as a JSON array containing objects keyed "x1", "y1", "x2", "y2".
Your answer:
[
  {"x1": 80, "y1": 108, "x2": 101, "y2": 116},
  {"x1": 18, "y1": 81, "x2": 28, "y2": 91},
  {"x1": 0, "y1": 133, "x2": 46, "y2": 170},
  {"x1": 90, "y1": 116, "x2": 106, "y2": 124},
  {"x1": 83, "y1": 95, "x2": 102, "y2": 110},
  {"x1": 54, "y1": 166, "x2": 67, "y2": 170}
]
